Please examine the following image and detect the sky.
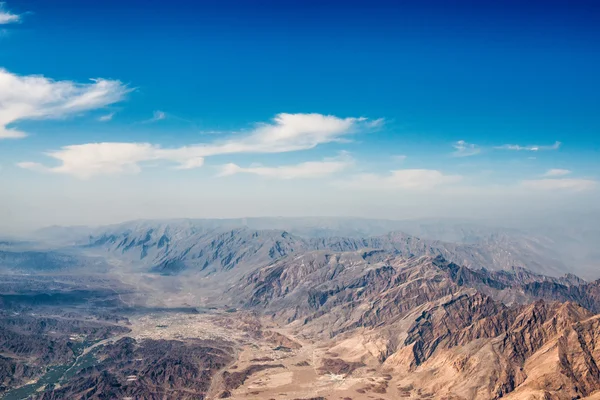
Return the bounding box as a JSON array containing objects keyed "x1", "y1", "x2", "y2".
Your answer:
[{"x1": 0, "y1": 0, "x2": 599, "y2": 232}]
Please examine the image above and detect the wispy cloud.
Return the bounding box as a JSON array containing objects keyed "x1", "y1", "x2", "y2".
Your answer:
[
  {"x1": 543, "y1": 168, "x2": 571, "y2": 177},
  {"x1": 521, "y1": 178, "x2": 597, "y2": 191},
  {"x1": 142, "y1": 110, "x2": 166, "y2": 123},
  {"x1": 218, "y1": 154, "x2": 352, "y2": 179},
  {"x1": 341, "y1": 169, "x2": 462, "y2": 190},
  {"x1": 452, "y1": 140, "x2": 480, "y2": 157},
  {"x1": 392, "y1": 155, "x2": 407, "y2": 162},
  {"x1": 0, "y1": 68, "x2": 131, "y2": 139},
  {"x1": 521, "y1": 168, "x2": 595, "y2": 191},
  {"x1": 18, "y1": 113, "x2": 380, "y2": 178},
  {"x1": 0, "y1": 3, "x2": 20, "y2": 24},
  {"x1": 17, "y1": 143, "x2": 206, "y2": 179},
  {"x1": 495, "y1": 141, "x2": 561, "y2": 152},
  {"x1": 98, "y1": 112, "x2": 116, "y2": 122}
]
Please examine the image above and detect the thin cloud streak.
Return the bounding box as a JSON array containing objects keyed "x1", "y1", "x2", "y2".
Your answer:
[
  {"x1": 521, "y1": 178, "x2": 597, "y2": 191},
  {"x1": 141, "y1": 110, "x2": 166, "y2": 123},
  {"x1": 452, "y1": 140, "x2": 481, "y2": 157},
  {"x1": 218, "y1": 154, "x2": 352, "y2": 179},
  {"x1": 544, "y1": 169, "x2": 571, "y2": 177},
  {"x1": 340, "y1": 169, "x2": 462, "y2": 191},
  {"x1": 495, "y1": 141, "x2": 561, "y2": 151},
  {"x1": 98, "y1": 112, "x2": 116, "y2": 122}
]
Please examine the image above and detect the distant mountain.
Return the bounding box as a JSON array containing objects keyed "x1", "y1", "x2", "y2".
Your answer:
[
  {"x1": 33, "y1": 216, "x2": 600, "y2": 279},
  {"x1": 85, "y1": 226, "x2": 307, "y2": 278},
  {"x1": 72, "y1": 219, "x2": 570, "y2": 280}
]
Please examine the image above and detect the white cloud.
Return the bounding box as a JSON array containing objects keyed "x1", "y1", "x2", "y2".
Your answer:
[
  {"x1": 174, "y1": 157, "x2": 205, "y2": 170},
  {"x1": 341, "y1": 169, "x2": 462, "y2": 190},
  {"x1": 98, "y1": 112, "x2": 115, "y2": 122},
  {"x1": 495, "y1": 141, "x2": 561, "y2": 151},
  {"x1": 543, "y1": 169, "x2": 571, "y2": 177},
  {"x1": 18, "y1": 113, "x2": 379, "y2": 178},
  {"x1": 17, "y1": 143, "x2": 209, "y2": 179},
  {"x1": 0, "y1": 68, "x2": 130, "y2": 139},
  {"x1": 218, "y1": 154, "x2": 352, "y2": 179},
  {"x1": 214, "y1": 113, "x2": 381, "y2": 154},
  {"x1": 521, "y1": 178, "x2": 597, "y2": 191},
  {"x1": 392, "y1": 155, "x2": 407, "y2": 162},
  {"x1": 0, "y1": 3, "x2": 19, "y2": 24},
  {"x1": 452, "y1": 140, "x2": 480, "y2": 157}
]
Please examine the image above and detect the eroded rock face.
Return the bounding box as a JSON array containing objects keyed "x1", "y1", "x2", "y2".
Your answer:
[
  {"x1": 221, "y1": 363, "x2": 285, "y2": 392},
  {"x1": 235, "y1": 254, "x2": 600, "y2": 399},
  {"x1": 0, "y1": 309, "x2": 130, "y2": 393},
  {"x1": 36, "y1": 338, "x2": 234, "y2": 400},
  {"x1": 377, "y1": 300, "x2": 600, "y2": 399},
  {"x1": 318, "y1": 358, "x2": 365, "y2": 375},
  {"x1": 261, "y1": 330, "x2": 302, "y2": 349},
  {"x1": 405, "y1": 292, "x2": 508, "y2": 367}
]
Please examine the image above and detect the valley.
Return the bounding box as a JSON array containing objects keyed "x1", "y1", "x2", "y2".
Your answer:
[{"x1": 1, "y1": 218, "x2": 600, "y2": 399}]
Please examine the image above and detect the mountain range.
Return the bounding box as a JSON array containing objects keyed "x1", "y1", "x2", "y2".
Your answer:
[
  {"x1": 30, "y1": 217, "x2": 599, "y2": 279},
  {"x1": 1, "y1": 217, "x2": 600, "y2": 399}
]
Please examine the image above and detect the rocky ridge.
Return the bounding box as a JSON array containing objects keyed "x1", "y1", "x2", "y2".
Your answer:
[
  {"x1": 231, "y1": 253, "x2": 600, "y2": 399},
  {"x1": 82, "y1": 224, "x2": 569, "y2": 280}
]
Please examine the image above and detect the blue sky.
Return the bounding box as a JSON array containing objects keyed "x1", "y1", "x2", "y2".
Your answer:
[{"x1": 1, "y1": 0, "x2": 599, "y2": 230}]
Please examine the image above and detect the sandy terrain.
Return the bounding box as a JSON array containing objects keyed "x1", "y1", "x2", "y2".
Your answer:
[{"x1": 119, "y1": 311, "x2": 424, "y2": 399}]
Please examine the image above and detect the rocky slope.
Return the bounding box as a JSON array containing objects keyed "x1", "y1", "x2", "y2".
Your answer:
[
  {"x1": 234, "y1": 252, "x2": 595, "y2": 327},
  {"x1": 232, "y1": 253, "x2": 600, "y2": 399},
  {"x1": 36, "y1": 337, "x2": 234, "y2": 400},
  {"x1": 0, "y1": 309, "x2": 130, "y2": 393},
  {"x1": 10, "y1": 218, "x2": 600, "y2": 399}
]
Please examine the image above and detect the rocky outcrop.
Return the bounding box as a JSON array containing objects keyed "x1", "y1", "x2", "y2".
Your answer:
[
  {"x1": 318, "y1": 358, "x2": 365, "y2": 375},
  {"x1": 221, "y1": 363, "x2": 285, "y2": 391},
  {"x1": 37, "y1": 338, "x2": 234, "y2": 400},
  {"x1": 0, "y1": 309, "x2": 130, "y2": 393},
  {"x1": 405, "y1": 292, "x2": 509, "y2": 366}
]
